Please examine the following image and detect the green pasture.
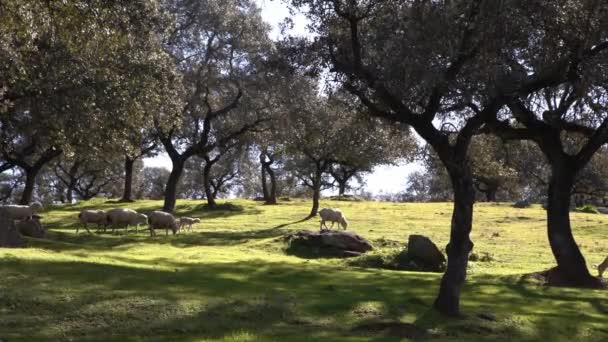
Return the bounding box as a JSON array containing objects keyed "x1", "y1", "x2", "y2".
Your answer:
[{"x1": 0, "y1": 198, "x2": 606, "y2": 341}]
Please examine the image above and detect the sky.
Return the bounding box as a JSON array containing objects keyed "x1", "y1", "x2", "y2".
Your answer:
[{"x1": 143, "y1": 0, "x2": 422, "y2": 196}]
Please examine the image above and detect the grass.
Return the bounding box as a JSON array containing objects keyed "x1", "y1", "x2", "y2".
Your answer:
[{"x1": 1, "y1": 198, "x2": 607, "y2": 341}]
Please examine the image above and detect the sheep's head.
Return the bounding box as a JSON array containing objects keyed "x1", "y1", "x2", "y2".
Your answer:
[
  {"x1": 137, "y1": 214, "x2": 148, "y2": 225},
  {"x1": 340, "y1": 217, "x2": 349, "y2": 230},
  {"x1": 171, "y1": 221, "x2": 179, "y2": 235},
  {"x1": 193, "y1": 218, "x2": 201, "y2": 223}
]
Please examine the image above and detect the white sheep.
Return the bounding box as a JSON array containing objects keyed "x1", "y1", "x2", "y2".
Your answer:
[
  {"x1": 598, "y1": 256, "x2": 608, "y2": 278},
  {"x1": 318, "y1": 208, "x2": 348, "y2": 230},
  {"x1": 77, "y1": 209, "x2": 107, "y2": 233},
  {"x1": 148, "y1": 211, "x2": 179, "y2": 236},
  {"x1": 178, "y1": 217, "x2": 200, "y2": 232},
  {"x1": 105, "y1": 208, "x2": 148, "y2": 233},
  {"x1": 0, "y1": 202, "x2": 43, "y2": 221}
]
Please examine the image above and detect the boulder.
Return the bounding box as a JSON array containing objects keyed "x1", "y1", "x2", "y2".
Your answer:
[
  {"x1": 319, "y1": 230, "x2": 373, "y2": 253},
  {"x1": 512, "y1": 199, "x2": 531, "y2": 208},
  {"x1": 407, "y1": 235, "x2": 446, "y2": 271},
  {"x1": 0, "y1": 208, "x2": 25, "y2": 248},
  {"x1": 286, "y1": 229, "x2": 373, "y2": 258},
  {"x1": 16, "y1": 218, "x2": 46, "y2": 238}
]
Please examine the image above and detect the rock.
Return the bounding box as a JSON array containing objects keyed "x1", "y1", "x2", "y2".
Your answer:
[
  {"x1": 16, "y1": 218, "x2": 46, "y2": 238},
  {"x1": 0, "y1": 208, "x2": 25, "y2": 248},
  {"x1": 319, "y1": 230, "x2": 373, "y2": 253},
  {"x1": 285, "y1": 229, "x2": 373, "y2": 258},
  {"x1": 512, "y1": 199, "x2": 531, "y2": 208},
  {"x1": 477, "y1": 312, "x2": 497, "y2": 321},
  {"x1": 407, "y1": 235, "x2": 446, "y2": 271}
]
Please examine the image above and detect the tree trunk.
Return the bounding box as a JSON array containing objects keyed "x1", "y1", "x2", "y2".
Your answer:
[
  {"x1": 309, "y1": 169, "x2": 322, "y2": 217},
  {"x1": 121, "y1": 156, "x2": 135, "y2": 202},
  {"x1": 310, "y1": 185, "x2": 321, "y2": 217},
  {"x1": 338, "y1": 180, "x2": 347, "y2": 196},
  {"x1": 546, "y1": 164, "x2": 597, "y2": 286},
  {"x1": 66, "y1": 181, "x2": 76, "y2": 203},
  {"x1": 203, "y1": 161, "x2": 217, "y2": 209},
  {"x1": 433, "y1": 164, "x2": 475, "y2": 317},
  {"x1": 265, "y1": 165, "x2": 277, "y2": 205},
  {"x1": 163, "y1": 159, "x2": 184, "y2": 213},
  {"x1": 485, "y1": 188, "x2": 497, "y2": 202},
  {"x1": 260, "y1": 154, "x2": 269, "y2": 201},
  {"x1": 19, "y1": 167, "x2": 39, "y2": 205}
]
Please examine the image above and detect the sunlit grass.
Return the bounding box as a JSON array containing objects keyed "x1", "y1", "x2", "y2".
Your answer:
[{"x1": 0, "y1": 198, "x2": 606, "y2": 341}]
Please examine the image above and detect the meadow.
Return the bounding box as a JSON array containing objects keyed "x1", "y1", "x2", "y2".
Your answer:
[{"x1": 0, "y1": 198, "x2": 606, "y2": 341}]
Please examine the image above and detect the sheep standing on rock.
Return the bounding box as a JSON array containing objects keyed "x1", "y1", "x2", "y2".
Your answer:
[
  {"x1": 598, "y1": 256, "x2": 608, "y2": 278},
  {"x1": 148, "y1": 211, "x2": 179, "y2": 236},
  {"x1": 178, "y1": 217, "x2": 200, "y2": 232},
  {"x1": 319, "y1": 208, "x2": 348, "y2": 230},
  {"x1": 0, "y1": 202, "x2": 43, "y2": 221},
  {"x1": 77, "y1": 209, "x2": 107, "y2": 233},
  {"x1": 105, "y1": 208, "x2": 148, "y2": 233}
]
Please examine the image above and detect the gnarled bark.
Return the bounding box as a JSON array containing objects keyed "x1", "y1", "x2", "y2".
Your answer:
[
  {"x1": 545, "y1": 162, "x2": 597, "y2": 286},
  {"x1": 121, "y1": 156, "x2": 135, "y2": 202},
  {"x1": 433, "y1": 162, "x2": 475, "y2": 316},
  {"x1": 163, "y1": 159, "x2": 184, "y2": 213}
]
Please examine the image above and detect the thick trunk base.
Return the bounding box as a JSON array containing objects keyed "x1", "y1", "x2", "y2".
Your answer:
[{"x1": 524, "y1": 267, "x2": 607, "y2": 289}]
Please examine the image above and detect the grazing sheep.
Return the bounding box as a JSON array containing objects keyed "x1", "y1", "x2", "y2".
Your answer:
[
  {"x1": 318, "y1": 208, "x2": 348, "y2": 230},
  {"x1": 0, "y1": 202, "x2": 43, "y2": 221},
  {"x1": 598, "y1": 256, "x2": 608, "y2": 278},
  {"x1": 77, "y1": 209, "x2": 107, "y2": 233},
  {"x1": 105, "y1": 208, "x2": 148, "y2": 233},
  {"x1": 148, "y1": 211, "x2": 179, "y2": 236},
  {"x1": 178, "y1": 217, "x2": 200, "y2": 232}
]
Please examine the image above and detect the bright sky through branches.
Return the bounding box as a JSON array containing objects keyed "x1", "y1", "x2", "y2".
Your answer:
[{"x1": 144, "y1": 0, "x2": 419, "y2": 196}]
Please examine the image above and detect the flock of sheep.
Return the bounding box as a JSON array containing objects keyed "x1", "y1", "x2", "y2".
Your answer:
[
  {"x1": 0, "y1": 202, "x2": 199, "y2": 237},
  {"x1": 78, "y1": 208, "x2": 200, "y2": 236},
  {"x1": 77, "y1": 207, "x2": 349, "y2": 236},
  {"x1": 0, "y1": 202, "x2": 349, "y2": 237}
]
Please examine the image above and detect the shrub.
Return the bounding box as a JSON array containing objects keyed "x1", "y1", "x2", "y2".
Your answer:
[
  {"x1": 346, "y1": 248, "x2": 446, "y2": 273},
  {"x1": 577, "y1": 204, "x2": 599, "y2": 214},
  {"x1": 328, "y1": 195, "x2": 362, "y2": 202}
]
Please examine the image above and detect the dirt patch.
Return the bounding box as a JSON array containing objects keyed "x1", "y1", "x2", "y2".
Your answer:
[
  {"x1": 522, "y1": 267, "x2": 608, "y2": 289},
  {"x1": 352, "y1": 321, "x2": 426, "y2": 339}
]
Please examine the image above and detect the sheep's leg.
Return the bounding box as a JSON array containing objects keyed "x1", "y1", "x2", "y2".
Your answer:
[{"x1": 320, "y1": 220, "x2": 324, "y2": 230}]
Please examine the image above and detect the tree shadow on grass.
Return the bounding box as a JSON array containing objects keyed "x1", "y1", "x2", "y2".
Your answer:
[
  {"x1": 270, "y1": 216, "x2": 313, "y2": 229},
  {"x1": 0, "y1": 257, "x2": 434, "y2": 340},
  {"x1": 1, "y1": 256, "x2": 607, "y2": 340}
]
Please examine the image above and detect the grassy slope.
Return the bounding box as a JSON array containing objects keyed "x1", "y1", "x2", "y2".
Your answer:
[{"x1": 0, "y1": 198, "x2": 606, "y2": 341}]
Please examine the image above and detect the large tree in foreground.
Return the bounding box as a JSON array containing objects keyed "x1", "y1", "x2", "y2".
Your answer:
[
  {"x1": 478, "y1": 0, "x2": 608, "y2": 287},
  {"x1": 285, "y1": 0, "x2": 605, "y2": 315}
]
